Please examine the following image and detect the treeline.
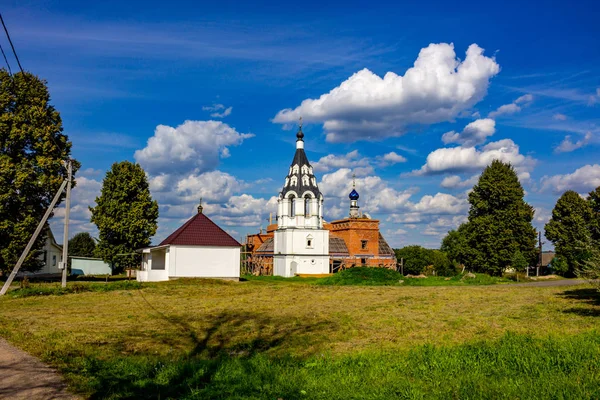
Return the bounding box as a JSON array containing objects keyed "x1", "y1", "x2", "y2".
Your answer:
[
  {"x1": 396, "y1": 160, "x2": 600, "y2": 279},
  {"x1": 544, "y1": 188, "x2": 600, "y2": 277}
]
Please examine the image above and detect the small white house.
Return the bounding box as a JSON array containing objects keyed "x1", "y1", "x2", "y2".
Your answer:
[
  {"x1": 137, "y1": 203, "x2": 241, "y2": 282},
  {"x1": 19, "y1": 227, "x2": 63, "y2": 276},
  {"x1": 71, "y1": 256, "x2": 112, "y2": 276}
]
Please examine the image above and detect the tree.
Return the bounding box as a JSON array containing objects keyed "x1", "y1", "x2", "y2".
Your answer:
[
  {"x1": 461, "y1": 160, "x2": 537, "y2": 276},
  {"x1": 430, "y1": 250, "x2": 454, "y2": 276},
  {"x1": 90, "y1": 161, "x2": 158, "y2": 272},
  {"x1": 394, "y1": 245, "x2": 432, "y2": 275},
  {"x1": 511, "y1": 250, "x2": 528, "y2": 273},
  {"x1": 0, "y1": 70, "x2": 79, "y2": 274},
  {"x1": 68, "y1": 232, "x2": 96, "y2": 258},
  {"x1": 441, "y1": 225, "x2": 470, "y2": 267},
  {"x1": 587, "y1": 186, "x2": 600, "y2": 244},
  {"x1": 545, "y1": 190, "x2": 593, "y2": 277}
]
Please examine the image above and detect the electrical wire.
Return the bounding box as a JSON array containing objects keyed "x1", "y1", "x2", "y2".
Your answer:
[
  {"x1": 0, "y1": 13, "x2": 24, "y2": 74},
  {"x1": 0, "y1": 42, "x2": 11, "y2": 75}
]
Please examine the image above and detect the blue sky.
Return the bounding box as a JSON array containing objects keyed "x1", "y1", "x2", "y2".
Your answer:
[{"x1": 3, "y1": 0, "x2": 599, "y2": 248}]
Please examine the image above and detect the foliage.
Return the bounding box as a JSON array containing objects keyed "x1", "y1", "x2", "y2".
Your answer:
[
  {"x1": 0, "y1": 70, "x2": 79, "y2": 274},
  {"x1": 316, "y1": 267, "x2": 403, "y2": 286},
  {"x1": 68, "y1": 232, "x2": 96, "y2": 258},
  {"x1": 545, "y1": 190, "x2": 594, "y2": 277},
  {"x1": 511, "y1": 250, "x2": 528, "y2": 272},
  {"x1": 394, "y1": 245, "x2": 432, "y2": 275},
  {"x1": 441, "y1": 226, "x2": 469, "y2": 266},
  {"x1": 460, "y1": 160, "x2": 537, "y2": 276},
  {"x1": 394, "y1": 246, "x2": 456, "y2": 276},
  {"x1": 90, "y1": 161, "x2": 158, "y2": 272},
  {"x1": 550, "y1": 254, "x2": 569, "y2": 276},
  {"x1": 576, "y1": 247, "x2": 600, "y2": 292},
  {"x1": 587, "y1": 186, "x2": 600, "y2": 244}
]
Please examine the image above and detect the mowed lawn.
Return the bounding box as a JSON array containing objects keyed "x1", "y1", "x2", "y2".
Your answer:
[{"x1": 0, "y1": 278, "x2": 599, "y2": 399}]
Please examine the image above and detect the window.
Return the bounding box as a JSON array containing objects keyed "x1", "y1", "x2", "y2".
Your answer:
[
  {"x1": 289, "y1": 195, "x2": 295, "y2": 217},
  {"x1": 52, "y1": 255, "x2": 57, "y2": 266},
  {"x1": 302, "y1": 175, "x2": 309, "y2": 186},
  {"x1": 304, "y1": 196, "x2": 311, "y2": 216},
  {"x1": 301, "y1": 165, "x2": 309, "y2": 174},
  {"x1": 290, "y1": 176, "x2": 297, "y2": 186},
  {"x1": 306, "y1": 235, "x2": 314, "y2": 248},
  {"x1": 361, "y1": 240, "x2": 368, "y2": 250},
  {"x1": 361, "y1": 258, "x2": 367, "y2": 265},
  {"x1": 292, "y1": 164, "x2": 299, "y2": 174}
]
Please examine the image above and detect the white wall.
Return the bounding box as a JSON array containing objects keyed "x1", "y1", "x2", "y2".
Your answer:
[
  {"x1": 273, "y1": 228, "x2": 329, "y2": 277},
  {"x1": 170, "y1": 246, "x2": 240, "y2": 279}
]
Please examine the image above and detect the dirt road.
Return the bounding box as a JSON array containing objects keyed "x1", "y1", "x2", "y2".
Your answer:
[{"x1": 0, "y1": 338, "x2": 78, "y2": 400}]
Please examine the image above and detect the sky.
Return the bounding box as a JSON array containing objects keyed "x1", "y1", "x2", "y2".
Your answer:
[{"x1": 3, "y1": 0, "x2": 600, "y2": 249}]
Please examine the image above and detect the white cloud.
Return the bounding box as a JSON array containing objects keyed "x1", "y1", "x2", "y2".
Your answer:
[
  {"x1": 134, "y1": 120, "x2": 253, "y2": 175},
  {"x1": 412, "y1": 139, "x2": 535, "y2": 176},
  {"x1": 541, "y1": 164, "x2": 600, "y2": 193},
  {"x1": 442, "y1": 118, "x2": 496, "y2": 147},
  {"x1": 488, "y1": 103, "x2": 521, "y2": 118},
  {"x1": 488, "y1": 94, "x2": 533, "y2": 118},
  {"x1": 554, "y1": 131, "x2": 593, "y2": 153},
  {"x1": 379, "y1": 151, "x2": 407, "y2": 165},
  {"x1": 211, "y1": 107, "x2": 233, "y2": 118},
  {"x1": 50, "y1": 176, "x2": 103, "y2": 240},
  {"x1": 515, "y1": 94, "x2": 534, "y2": 104},
  {"x1": 274, "y1": 43, "x2": 500, "y2": 142},
  {"x1": 313, "y1": 150, "x2": 370, "y2": 172},
  {"x1": 440, "y1": 174, "x2": 479, "y2": 189},
  {"x1": 552, "y1": 113, "x2": 567, "y2": 121},
  {"x1": 412, "y1": 193, "x2": 469, "y2": 215}
]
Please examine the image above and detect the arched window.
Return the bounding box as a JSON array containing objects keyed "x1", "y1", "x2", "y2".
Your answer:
[
  {"x1": 302, "y1": 175, "x2": 309, "y2": 186},
  {"x1": 301, "y1": 165, "x2": 309, "y2": 174},
  {"x1": 290, "y1": 176, "x2": 297, "y2": 186},
  {"x1": 289, "y1": 195, "x2": 295, "y2": 217},
  {"x1": 304, "y1": 195, "x2": 311, "y2": 216}
]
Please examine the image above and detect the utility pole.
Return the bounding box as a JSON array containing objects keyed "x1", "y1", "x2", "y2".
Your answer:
[
  {"x1": 537, "y1": 231, "x2": 544, "y2": 277},
  {"x1": 61, "y1": 160, "x2": 72, "y2": 288},
  {"x1": 0, "y1": 178, "x2": 68, "y2": 295}
]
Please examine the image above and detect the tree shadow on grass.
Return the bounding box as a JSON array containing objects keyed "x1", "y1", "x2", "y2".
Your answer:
[
  {"x1": 558, "y1": 288, "x2": 600, "y2": 317},
  {"x1": 77, "y1": 306, "x2": 336, "y2": 400}
]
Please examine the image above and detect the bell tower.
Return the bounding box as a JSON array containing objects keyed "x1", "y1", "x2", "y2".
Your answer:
[{"x1": 273, "y1": 122, "x2": 330, "y2": 277}]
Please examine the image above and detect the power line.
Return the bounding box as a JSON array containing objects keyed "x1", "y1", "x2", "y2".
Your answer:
[
  {"x1": 0, "y1": 13, "x2": 24, "y2": 74},
  {"x1": 0, "y1": 42, "x2": 11, "y2": 75}
]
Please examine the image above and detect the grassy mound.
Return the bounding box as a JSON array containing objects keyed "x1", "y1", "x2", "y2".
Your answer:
[{"x1": 317, "y1": 267, "x2": 403, "y2": 286}]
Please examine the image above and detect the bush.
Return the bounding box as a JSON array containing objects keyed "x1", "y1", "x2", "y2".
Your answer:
[
  {"x1": 551, "y1": 255, "x2": 569, "y2": 276},
  {"x1": 317, "y1": 267, "x2": 403, "y2": 286},
  {"x1": 395, "y1": 246, "x2": 454, "y2": 276}
]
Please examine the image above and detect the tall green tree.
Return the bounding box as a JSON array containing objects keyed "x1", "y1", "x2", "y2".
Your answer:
[
  {"x1": 587, "y1": 186, "x2": 600, "y2": 244},
  {"x1": 90, "y1": 161, "x2": 158, "y2": 272},
  {"x1": 68, "y1": 232, "x2": 96, "y2": 258},
  {"x1": 0, "y1": 70, "x2": 79, "y2": 274},
  {"x1": 545, "y1": 190, "x2": 593, "y2": 277},
  {"x1": 441, "y1": 225, "x2": 470, "y2": 266},
  {"x1": 461, "y1": 160, "x2": 537, "y2": 275}
]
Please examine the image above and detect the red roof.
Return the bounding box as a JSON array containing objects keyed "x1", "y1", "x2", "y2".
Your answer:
[{"x1": 159, "y1": 212, "x2": 241, "y2": 247}]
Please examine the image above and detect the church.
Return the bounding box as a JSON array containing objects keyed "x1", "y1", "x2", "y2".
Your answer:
[{"x1": 244, "y1": 125, "x2": 397, "y2": 276}]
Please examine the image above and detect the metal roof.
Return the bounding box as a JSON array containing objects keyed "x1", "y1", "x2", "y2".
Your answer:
[{"x1": 159, "y1": 212, "x2": 241, "y2": 247}]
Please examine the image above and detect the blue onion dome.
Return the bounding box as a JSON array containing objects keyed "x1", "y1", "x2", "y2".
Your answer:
[{"x1": 349, "y1": 188, "x2": 359, "y2": 200}]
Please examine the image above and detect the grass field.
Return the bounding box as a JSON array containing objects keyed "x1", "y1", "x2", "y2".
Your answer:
[{"x1": 0, "y1": 276, "x2": 599, "y2": 399}]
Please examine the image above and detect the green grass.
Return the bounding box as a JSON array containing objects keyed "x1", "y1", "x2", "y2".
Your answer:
[
  {"x1": 0, "y1": 277, "x2": 599, "y2": 399},
  {"x1": 5, "y1": 280, "x2": 143, "y2": 298}
]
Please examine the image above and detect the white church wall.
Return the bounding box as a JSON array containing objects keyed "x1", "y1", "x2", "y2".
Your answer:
[{"x1": 170, "y1": 246, "x2": 240, "y2": 279}]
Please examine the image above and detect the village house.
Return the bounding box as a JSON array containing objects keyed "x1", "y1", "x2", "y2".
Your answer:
[{"x1": 137, "y1": 202, "x2": 241, "y2": 282}]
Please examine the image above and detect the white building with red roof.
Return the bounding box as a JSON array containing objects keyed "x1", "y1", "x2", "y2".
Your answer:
[{"x1": 137, "y1": 202, "x2": 241, "y2": 282}]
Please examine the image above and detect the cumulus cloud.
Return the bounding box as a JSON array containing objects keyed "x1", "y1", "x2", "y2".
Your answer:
[
  {"x1": 540, "y1": 164, "x2": 600, "y2": 193},
  {"x1": 442, "y1": 118, "x2": 496, "y2": 147},
  {"x1": 412, "y1": 139, "x2": 535, "y2": 176},
  {"x1": 378, "y1": 151, "x2": 407, "y2": 166},
  {"x1": 313, "y1": 150, "x2": 370, "y2": 172},
  {"x1": 134, "y1": 120, "x2": 253, "y2": 175},
  {"x1": 274, "y1": 43, "x2": 500, "y2": 142},
  {"x1": 50, "y1": 176, "x2": 103, "y2": 240},
  {"x1": 488, "y1": 94, "x2": 533, "y2": 118},
  {"x1": 554, "y1": 131, "x2": 593, "y2": 153},
  {"x1": 440, "y1": 174, "x2": 479, "y2": 189}
]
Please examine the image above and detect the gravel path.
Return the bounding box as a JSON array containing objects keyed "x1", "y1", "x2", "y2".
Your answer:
[{"x1": 0, "y1": 338, "x2": 78, "y2": 400}]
